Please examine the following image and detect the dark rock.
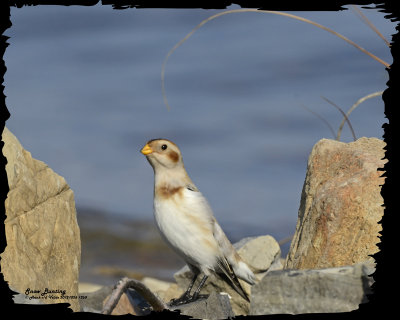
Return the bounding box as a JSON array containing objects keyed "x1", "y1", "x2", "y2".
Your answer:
[
  {"x1": 170, "y1": 292, "x2": 234, "y2": 320},
  {"x1": 79, "y1": 285, "x2": 114, "y2": 312},
  {"x1": 12, "y1": 290, "x2": 45, "y2": 305}
]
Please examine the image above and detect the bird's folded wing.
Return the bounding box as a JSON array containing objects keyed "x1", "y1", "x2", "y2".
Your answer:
[
  {"x1": 212, "y1": 219, "x2": 238, "y2": 263},
  {"x1": 182, "y1": 186, "x2": 215, "y2": 221},
  {"x1": 213, "y1": 219, "x2": 256, "y2": 286}
]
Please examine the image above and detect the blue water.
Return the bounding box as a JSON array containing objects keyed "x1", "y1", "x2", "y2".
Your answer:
[{"x1": 4, "y1": 4, "x2": 394, "y2": 244}]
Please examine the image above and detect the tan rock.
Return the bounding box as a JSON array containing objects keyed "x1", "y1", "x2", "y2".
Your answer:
[
  {"x1": 141, "y1": 277, "x2": 183, "y2": 302},
  {"x1": 79, "y1": 283, "x2": 103, "y2": 294},
  {"x1": 285, "y1": 137, "x2": 386, "y2": 270},
  {"x1": 162, "y1": 283, "x2": 184, "y2": 302},
  {"x1": 1, "y1": 127, "x2": 81, "y2": 311},
  {"x1": 235, "y1": 235, "x2": 281, "y2": 273}
]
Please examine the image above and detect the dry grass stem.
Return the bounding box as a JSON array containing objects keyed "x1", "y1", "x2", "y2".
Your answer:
[
  {"x1": 301, "y1": 104, "x2": 337, "y2": 139},
  {"x1": 321, "y1": 96, "x2": 357, "y2": 141},
  {"x1": 102, "y1": 277, "x2": 168, "y2": 314},
  {"x1": 278, "y1": 235, "x2": 294, "y2": 246},
  {"x1": 161, "y1": 9, "x2": 390, "y2": 110},
  {"x1": 336, "y1": 91, "x2": 384, "y2": 141},
  {"x1": 350, "y1": 5, "x2": 391, "y2": 47}
]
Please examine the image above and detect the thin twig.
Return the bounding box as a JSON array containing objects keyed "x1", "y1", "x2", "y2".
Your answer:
[
  {"x1": 300, "y1": 104, "x2": 337, "y2": 139},
  {"x1": 161, "y1": 9, "x2": 390, "y2": 110},
  {"x1": 336, "y1": 91, "x2": 383, "y2": 141},
  {"x1": 350, "y1": 5, "x2": 391, "y2": 47},
  {"x1": 321, "y1": 96, "x2": 357, "y2": 141},
  {"x1": 278, "y1": 235, "x2": 294, "y2": 246},
  {"x1": 102, "y1": 277, "x2": 168, "y2": 315}
]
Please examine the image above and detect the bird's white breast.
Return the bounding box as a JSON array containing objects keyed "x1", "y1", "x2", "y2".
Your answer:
[{"x1": 153, "y1": 187, "x2": 219, "y2": 273}]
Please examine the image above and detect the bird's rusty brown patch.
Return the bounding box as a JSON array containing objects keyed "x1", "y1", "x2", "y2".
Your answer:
[
  {"x1": 168, "y1": 150, "x2": 179, "y2": 163},
  {"x1": 156, "y1": 185, "x2": 184, "y2": 199}
]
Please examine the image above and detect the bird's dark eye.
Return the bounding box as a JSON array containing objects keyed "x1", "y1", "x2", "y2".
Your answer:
[{"x1": 161, "y1": 144, "x2": 168, "y2": 150}]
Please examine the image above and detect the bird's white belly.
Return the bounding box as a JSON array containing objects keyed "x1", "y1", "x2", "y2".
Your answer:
[{"x1": 153, "y1": 197, "x2": 217, "y2": 272}]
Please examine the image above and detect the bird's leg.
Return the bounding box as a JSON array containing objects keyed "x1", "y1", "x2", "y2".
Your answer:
[
  {"x1": 169, "y1": 273, "x2": 198, "y2": 306},
  {"x1": 191, "y1": 275, "x2": 209, "y2": 301}
]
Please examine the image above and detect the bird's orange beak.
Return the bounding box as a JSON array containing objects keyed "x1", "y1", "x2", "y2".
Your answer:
[{"x1": 141, "y1": 144, "x2": 154, "y2": 155}]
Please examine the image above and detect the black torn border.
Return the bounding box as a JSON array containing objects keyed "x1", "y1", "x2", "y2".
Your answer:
[{"x1": 0, "y1": 0, "x2": 398, "y2": 319}]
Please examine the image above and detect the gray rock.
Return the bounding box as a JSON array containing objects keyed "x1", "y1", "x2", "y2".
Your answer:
[
  {"x1": 80, "y1": 285, "x2": 149, "y2": 315},
  {"x1": 79, "y1": 285, "x2": 114, "y2": 313},
  {"x1": 170, "y1": 292, "x2": 234, "y2": 320},
  {"x1": 250, "y1": 262, "x2": 374, "y2": 315},
  {"x1": 12, "y1": 292, "x2": 45, "y2": 305}
]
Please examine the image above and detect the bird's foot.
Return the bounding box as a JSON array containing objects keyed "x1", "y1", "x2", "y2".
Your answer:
[
  {"x1": 169, "y1": 293, "x2": 209, "y2": 306},
  {"x1": 193, "y1": 294, "x2": 209, "y2": 301},
  {"x1": 169, "y1": 291, "x2": 191, "y2": 306}
]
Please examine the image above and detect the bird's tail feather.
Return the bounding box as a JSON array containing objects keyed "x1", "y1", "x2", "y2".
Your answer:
[
  {"x1": 233, "y1": 260, "x2": 256, "y2": 285},
  {"x1": 217, "y1": 259, "x2": 251, "y2": 302}
]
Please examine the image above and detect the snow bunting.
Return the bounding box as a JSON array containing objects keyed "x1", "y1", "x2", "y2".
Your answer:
[{"x1": 141, "y1": 138, "x2": 256, "y2": 305}]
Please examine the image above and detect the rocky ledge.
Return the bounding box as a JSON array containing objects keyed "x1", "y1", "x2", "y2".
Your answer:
[{"x1": 79, "y1": 237, "x2": 375, "y2": 318}]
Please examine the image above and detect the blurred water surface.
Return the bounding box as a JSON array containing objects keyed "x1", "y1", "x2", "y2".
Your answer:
[{"x1": 4, "y1": 4, "x2": 394, "y2": 282}]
